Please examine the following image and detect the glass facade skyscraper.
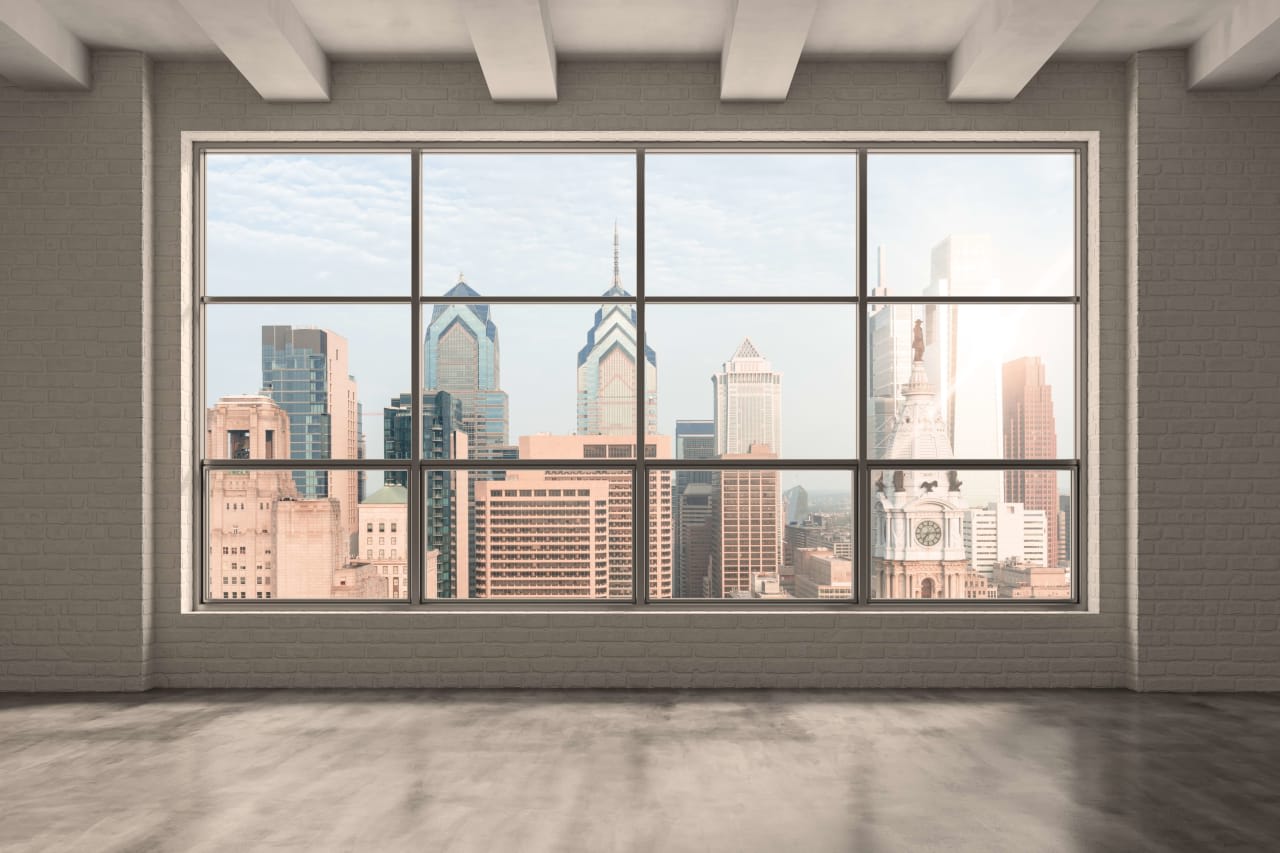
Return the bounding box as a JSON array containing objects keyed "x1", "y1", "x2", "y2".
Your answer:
[
  {"x1": 577, "y1": 227, "x2": 657, "y2": 436},
  {"x1": 424, "y1": 277, "x2": 510, "y2": 455},
  {"x1": 261, "y1": 325, "x2": 362, "y2": 554},
  {"x1": 673, "y1": 419, "x2": 716, "y2": 596},
  {"x1": 382, "y1": 390, "x2": 471, "y2": 598}
]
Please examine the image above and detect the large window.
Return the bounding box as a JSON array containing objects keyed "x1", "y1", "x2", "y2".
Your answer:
[{"x1": 196, "y1": 143, "x2": 1083, "y2": 606}]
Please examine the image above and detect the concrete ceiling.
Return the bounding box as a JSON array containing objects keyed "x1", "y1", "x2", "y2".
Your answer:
[{"x1": 2, "y1": 0, "x2": 1274, "y2": 102}]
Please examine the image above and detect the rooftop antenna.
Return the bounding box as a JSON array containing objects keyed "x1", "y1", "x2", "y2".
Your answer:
[{"x1": 612, "y1": 220, "x2": 621, "y2": 289}]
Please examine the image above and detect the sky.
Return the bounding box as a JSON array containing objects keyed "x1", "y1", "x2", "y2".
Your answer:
[{"x1": 205, "y1": 150, "x2": 1076, "y2": 498}]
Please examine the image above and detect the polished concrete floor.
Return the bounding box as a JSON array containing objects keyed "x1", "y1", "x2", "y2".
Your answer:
[{"x1": 1, "y1": 690, "x2": 1278, "y2": 852}]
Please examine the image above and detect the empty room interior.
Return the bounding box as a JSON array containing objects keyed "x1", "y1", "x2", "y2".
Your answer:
[{"x1": 2, "y1": 0, "x2": 1279, "y2": 850}]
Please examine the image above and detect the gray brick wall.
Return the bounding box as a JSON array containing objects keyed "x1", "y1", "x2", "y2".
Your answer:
[
  {"x1": 1131, "y1": 52, "x2": 1280, "y2": 691},
  {"x1": 13, "y1": 50, "x2": 1267, "y2": 690},
  {"x1": 145, "y1": 58, "x2": 1129, "y2": 689},
  {"x1": 0, "y1": 53, "x2": 152, "y2": 691}
]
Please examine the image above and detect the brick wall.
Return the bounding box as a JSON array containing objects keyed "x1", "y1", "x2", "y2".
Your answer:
[
  {"x1": 1131, "y1": 52, "x2": 1280, "y2": 690},
  {"x1": 0, "y1": 53, "x2": 152, "y2": 691},
  {"x1": 12, "y1": 50, "x2": 1267, "y2": 690},
  {"x1": 145, "y1": 58, "x2": 1129, "y2": 688}
]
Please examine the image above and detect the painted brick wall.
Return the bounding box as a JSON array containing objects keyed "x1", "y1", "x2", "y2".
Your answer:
[
  {"x1": 143, "y1": 58, "x2": 1131, "y2": 688},
  {"x1": 0, "y1": 53, "x2": 153, "y2": 691},
  {"x1": 0, "y1": 53, "x2": 1162, "y2": 690},
  {"x1": 1131, "y1": 52, "x2": 1280, "y2": 691}
]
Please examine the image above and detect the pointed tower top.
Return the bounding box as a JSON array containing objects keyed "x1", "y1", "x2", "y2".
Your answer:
[
  {"x1": 733, "y1": 337, "x2": 763, "y2": 360},
  {"x1": 612, "y1": 221, "x2": 621, "y2": 289}
]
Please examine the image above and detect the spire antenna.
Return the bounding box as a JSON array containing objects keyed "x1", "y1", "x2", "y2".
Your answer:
[{"x1": 612, "y1": 220, "x2": 621, "y2": 288}]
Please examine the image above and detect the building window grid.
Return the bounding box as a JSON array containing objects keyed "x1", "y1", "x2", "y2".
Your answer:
[{"x1": 196, "y1": 141, "x2": 1085, "y2": 609}]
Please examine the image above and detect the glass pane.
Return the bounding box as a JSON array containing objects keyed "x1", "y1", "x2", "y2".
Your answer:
[
  {"x1": 205, "y1": 153, "x2": 410, "y2": 297},
  {"x1": 423, "y1": 467, "x2": 638, "y2": 601},
  {"x1": 205, "y1": 305, "x2": 409, "y2": 460},
  {"x1": 646, "y1": 153, "x2": 857, "y2": 295},
  {"x1": 422, "y1": 154, "x2": 636, "y2": 297},
  {"x1": 655, "y1": 468, "x2": 853, "y2": 600},
  {"x1": 867, "y1": 151, "x2": 1076, "y2": 297},
  {"x1": 646, "y1": 305, "x2": 857, "y2": 458},
  {"x1": 206, "y1": 467, "x2": 408, "y2": 601},
  {"x1": 870, "y1": 468, "x2": 1073, "y2": 601},
  {"x1": 417, "y1": 301, "x2": 643, "y2": 459},
  {"x1": 867, "y1": 303, "x2": 1074, "y2": 460}
]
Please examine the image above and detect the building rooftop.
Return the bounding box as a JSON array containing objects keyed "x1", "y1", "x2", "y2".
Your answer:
[{"x1": 362, "y1": 484, "x2": 408, "y2": 505}]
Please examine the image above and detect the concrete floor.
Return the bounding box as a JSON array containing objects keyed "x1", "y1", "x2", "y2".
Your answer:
[{"x1": 1, "y1": 691, "x2": 1278, "y2": 852}]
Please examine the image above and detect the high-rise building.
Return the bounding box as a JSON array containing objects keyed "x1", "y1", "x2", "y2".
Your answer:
[
  {"x1": 783, "y1": 485, "x2": 809, "y2": 526},
  {"x1": 869, "y1": 246, "x2": 914, "y2": 456},
  {"x1": 424, "y1": 276, "x2": 510, "y2": 455},
  {"x1": 206, "y1": 394, "x2": 344, "y2": 601},
  {"x1": 712, "y1": 338, "x2": 782, "y2": 457},
  {"x1": 963, "y1": 501, "x2": 1049, "y2": 578},
  {"x1": 577, "y1": 226, "x2": 657, "y2": 436},
  {"x1": 872, "y1": 324, "x2": 994, "y2": 599},
  {"x1": 674, "y1": 420, "x2": 716, "y2": 474},
  {"x1": 382, "y1": 390, "x2": 471, "y2": 597},
  {"x1": 1002, "y1": 356, "x2": 1062, "y2": 568},
  {"x1": 518, "y1": 434, "x2": 674, "y2": 599},
  {"x1": 677, "y1": 482, "x2": 715, "y2": 598},
  {"x1": 260, "y1": 325, "x2": 362, "y2": 555},
  {"x1": 923, "y1": 235, "x2": 1003, "y2": 461},
  {"x1": 710, "y1": 444, "x2": 781, "y2": 598},
  {"x1": 673, "y1": 419, "x2": 716, "y2": 595},
  {"x1": 473, "y1": 476, "x2": 613, "y2": 598}
]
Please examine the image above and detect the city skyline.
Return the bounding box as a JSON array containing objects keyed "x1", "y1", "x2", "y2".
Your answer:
[
  {"x1": 202, "y1": 151, "x2": 1074, "y2": 600},
  {"x1": 206, "y1": 150, "x2": 1075, "y2": 468}
]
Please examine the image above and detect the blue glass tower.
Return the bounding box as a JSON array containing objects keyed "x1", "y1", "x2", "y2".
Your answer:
[
  {"x1": 424, "y1": 277, "x2": 509, "y2": 456},
  {"x1": 261, "y1": 325, "x2": 363, "y2": 499},
  {"x1": 576, "y1": 226, "x2": 656, "y2": 435},
  {"x1": 384, "y1": 390, "x2": 469, "y2": 597}
]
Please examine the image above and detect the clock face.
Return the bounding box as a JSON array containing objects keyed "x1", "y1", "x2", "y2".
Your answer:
[{"x1": 914, "y1": 520, "x2": 942, "y2": 547}]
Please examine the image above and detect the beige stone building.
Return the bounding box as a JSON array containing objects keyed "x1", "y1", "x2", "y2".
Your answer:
[
  {"x1": 497, "y1": 434, "x2": 674, "y2": 599},
  {"x1": 711, "y1": 444, "x2": 781, "y2": 598},
  {"x1": 794, "y1": 548, "x2": 853, "y2": 600}
]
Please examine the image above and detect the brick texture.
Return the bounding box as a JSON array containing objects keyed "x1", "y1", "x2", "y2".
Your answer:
[
  {"x1": 0, "y1": 53, "x2": 153, "y2": 691},
  {"x1": 3, "y1": 50, "x2": 1212, "y2": 690},
  {"x1": 1131, "y1": 52, "x2": 1280, "y2": 691}
]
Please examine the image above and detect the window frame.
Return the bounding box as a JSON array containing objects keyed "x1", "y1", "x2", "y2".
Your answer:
[{"x1": 188, "y1": 134, "x2": 1091, "y2": 612}]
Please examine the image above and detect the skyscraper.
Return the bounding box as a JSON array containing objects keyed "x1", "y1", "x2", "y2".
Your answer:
[
  {"x1": 675, "y1": 420, "x2": 716, "y2": 471},
  {"x1": 383, "y1": 390, "x2": 471, "y2": 597},
  {"x1": 577, "y1": 226, "x2": 657, "y2": 436},
  {"x1": 673, "y1": 419, "x2": 716, "y2": 595},
  {"x1": 260, "y1": 325, "x2": 361, "y2": 554},
  {"x1": 869, "y1": 248, "x2": 914, "y2": 456},
  {"x1": 677, "y1": 482, "x2": 715, "y2": 598},
  {"x1": 712, "y1": 338, "x2": 782, "y2": 457},
  {"x1": 424, "y1": 276, "x2": 510, "y2": 455},
  {"x1": 206, "y1": 394, "x2": 344, "y2": 600},
  {"x1": 924, "y1": 235, "x2": 1003, "y2": 460},
  {"x1": 1002, "y1": 356, "x2": 1061, "y2": 567},
  {"x1": 518, "y1": 434, "x2": 673, "y2": 600},
  {"x1": 710, "y1": 444, "x2": 781, "y2": 598}
]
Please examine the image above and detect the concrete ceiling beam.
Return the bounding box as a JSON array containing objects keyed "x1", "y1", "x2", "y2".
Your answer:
[
  {"x1": 948, "y1": 0, "x2": 1101, "y2": 101},
  {"x1": 178, "y1": 0, "x2": 329, "y2": 102},
  {"x1": 720, "y1": 0, "x2": 818, "y2": 101}
]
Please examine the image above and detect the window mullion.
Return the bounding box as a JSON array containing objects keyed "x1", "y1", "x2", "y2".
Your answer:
[{"x1": 635, "y1": 147, "x2": 648, "y2": 605}]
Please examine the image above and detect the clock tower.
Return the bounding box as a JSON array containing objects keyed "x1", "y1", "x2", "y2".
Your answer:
[{"x1": 872, "y1": 320, "x2": 978, "y2": 599}]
